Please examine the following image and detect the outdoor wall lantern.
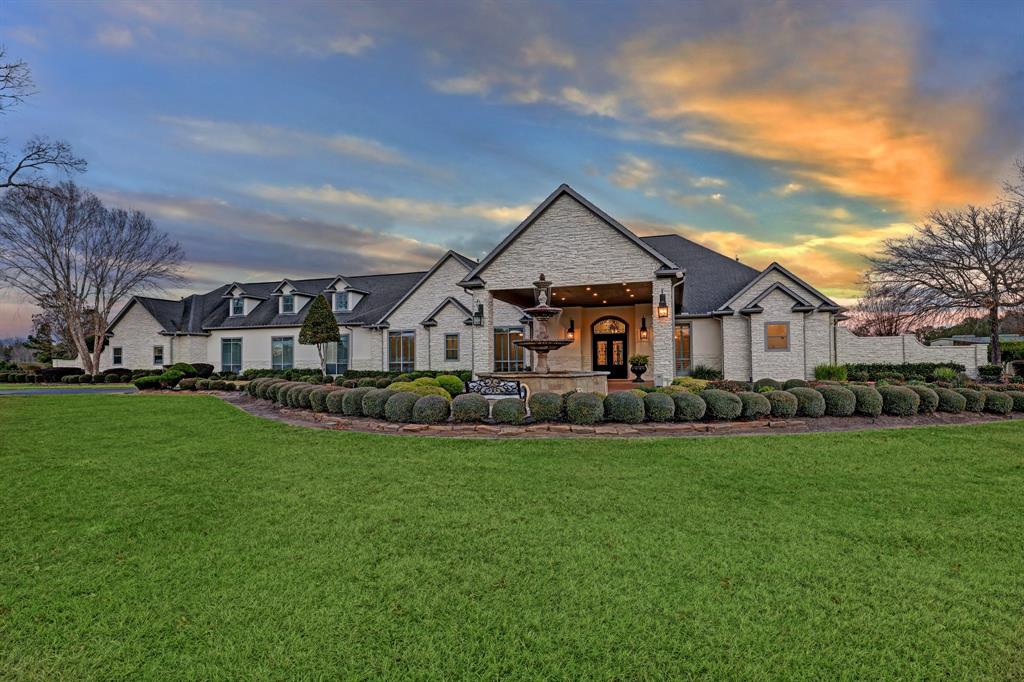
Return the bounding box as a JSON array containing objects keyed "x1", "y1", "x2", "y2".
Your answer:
[
  {"x1": 657, "y1": 290, "x2": 669, "y2": 318},
  {"x1": 473, "y1": 302, "x2": 484, "y2": 326},
  {"x1": 639, "y1": 316, "x2": 648, "y2": 340},
  {"x1": 566, "y1": 318, "x2": 575, "y2": 341}
]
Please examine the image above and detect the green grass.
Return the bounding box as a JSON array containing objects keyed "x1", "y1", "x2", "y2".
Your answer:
[
  {"x1": 2, "y1": 394, "x2": 1023, "y2": 679},
  {"x1": 0, "y1": 383, "x2": 134, "y2": 390}
]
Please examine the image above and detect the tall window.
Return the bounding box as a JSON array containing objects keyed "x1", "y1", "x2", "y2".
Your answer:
[
  {"x1": 280, "y1": 294, "x2": 295, "y2": 314},
  {"x1": 333, "y1": 291, "x2": 349, "y2": 312},
  {"x1": 444, "y1": 333, "x2": 459, "y2": 361},
  {"x1": 674, "y1": 324, "x2": 691, "y2": 375},
  {"x1": 112, "y1": 347, "x2": 123, "y2": 366},
  {"x1": 765, "y1": 322, "x2": 790, "y2": 351},
  {"x1": 230, "y1": 297, "x2": 245, "y2": 316},
  {"x1": 494, "y1": 326, "x2": 526, "y2": 371},
  {"x1": 153, "y1": 345, "x2": 164, "y2": 366},
  {"x1": 388, "y1": 330, "x2": 415, "y2": 372},
  {"x1": 271, "y1": 336, "x2": 294, "y2": 370},
  {"x1": 325, "y1": 334, "x2": 350, "y2": 375},
  {"x1": 221, "y1": 338, "x2": 242, "y2": 372}
]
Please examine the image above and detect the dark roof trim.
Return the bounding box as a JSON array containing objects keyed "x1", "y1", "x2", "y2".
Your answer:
[
  {"x1": 376, "y1": 251, "x2": 472, "y2": 326},
  {"x1": 222, "y1": 283, "x2": 268, "y2": 300},
  {"x1": 420, "y1": 296, "x2": 473, "y2": 327},
  {"x1": 675, "y1": 313, "x2": 715, "y2": 320},
  {"x1": 322, "y1": 276, "x2": 371, "y2": 296},
  {"x1": 747, "y1": 281, "x2": 812, "y2": 308},
  {"x1": 459, "y1": 277, "x2": 485, "y2": 290},
  {"x1": 459, "y1": 184, "x2": 678, "y2": 285}
]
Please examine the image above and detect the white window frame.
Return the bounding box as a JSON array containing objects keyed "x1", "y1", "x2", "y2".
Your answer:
[
  {"x1": 230, "y1": 297, "x2": 245, "y2": 316},
  {"x1": 494, "y1": 326, "x2": 527, "y2": 372},
  {"x1": 388, "y1": 330, "x2": 415, "y2": 373},
  {"x1": 333, "y1": 291, "x2": 349, "y2": 312},
  {"x1": 271, "y1": 336, "x2": 294, "y2": 370},
  {"x1": 325, "y1": 334, "x2": 350, "y2": 375},
  {"x1": 153, "y1": 345, "x2": 164, "y2": 366},
  {"x1": 221, "y1": 337, "x2": 242, "y2": 373},
  {"x1": 280, "y1": 294, "x2": 295, "y2": 315},
  {"x1": 112, "y1": 347, "x2": 123, "y2": 366}
]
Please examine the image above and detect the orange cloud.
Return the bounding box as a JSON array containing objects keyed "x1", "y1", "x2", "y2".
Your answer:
[{"x1": 614, "y1": 9, "x2": 996, "y2": 213}]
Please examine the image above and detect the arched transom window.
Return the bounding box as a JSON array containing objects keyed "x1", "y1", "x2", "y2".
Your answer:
[{"x1": 592, "y1": 318, "x2": 626, "y2": 334}]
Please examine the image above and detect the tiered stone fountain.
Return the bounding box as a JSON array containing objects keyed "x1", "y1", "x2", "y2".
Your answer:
[{"x1": 480, "y1": 274, "x2": 608, "y2": 395}]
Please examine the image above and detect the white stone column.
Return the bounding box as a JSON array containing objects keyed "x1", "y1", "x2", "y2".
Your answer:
[
  {"x1": 651, "y1": 278, "x2": 675, "y2": 386},
  {"x1": 471, "y1": 291, "x2": 493, "y2": 377}
]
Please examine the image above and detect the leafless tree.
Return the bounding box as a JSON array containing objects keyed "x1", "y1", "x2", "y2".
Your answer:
[
  {"x1": 0, "y1": 182, "x2": 184, "y2": 373},
  {"x1": 1, "y1": 46, "x2": 86, "y2": 190},
  {"x1": 844, "y1": 279, "x2": 926, "y2": 337},
  {"x1": 867, "y1": 202, "x2": 1024, "y2": 364}
]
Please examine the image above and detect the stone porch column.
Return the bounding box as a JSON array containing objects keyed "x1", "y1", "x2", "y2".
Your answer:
[
  {"x1": 651, "y1": 277, "x2": 675, "y2": 386},
  {"x1": 471, "y1": 291, "x2": 493, "y2": 378}
]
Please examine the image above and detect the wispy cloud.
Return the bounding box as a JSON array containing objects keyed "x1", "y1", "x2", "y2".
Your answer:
[
  {"x1": 94, "y1": 25, "x2": 138, "y2": 49},
  {"x1": 773, "y1": 182, "x2": 805, "y2": 196},
  {"x1": 609, "y1": 154, "x2": 658, "y2": 190},
  {"x1": 521, "y1": 37, "x2": 576, "y2": 69},
  {"x1": 608, "y1": 154, "x2": 751, "y2": 219},
  {"x1": 246, "y1": 184, "x2": 533, "y2": 224}
]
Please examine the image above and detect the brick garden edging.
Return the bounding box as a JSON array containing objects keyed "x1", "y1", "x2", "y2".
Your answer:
[{"x1": 216, "y1": 392, "x2": 1019, "y2": 438}]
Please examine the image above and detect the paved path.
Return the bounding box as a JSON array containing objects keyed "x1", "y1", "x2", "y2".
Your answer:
[{"x1": 0, "y1": 387, "x2": 138, "y2": 396}]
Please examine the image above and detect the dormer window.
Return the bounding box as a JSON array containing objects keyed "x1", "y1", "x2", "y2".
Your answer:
[
  {"x1": 280, "y1": 294, "x2": 295, "y2": 314},
  {"x1": 230, "y1": 297, "x2": 245, "y2": 316},
  {"x1": 333, "y1": 291, "x2": 349, "y2": 312}
]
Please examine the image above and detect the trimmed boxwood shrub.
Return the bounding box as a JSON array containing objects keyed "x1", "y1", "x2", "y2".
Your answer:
[
  {"x1": 79, "y1": 374, "x2": 94, "y2": 384},
  {"x1": 766, "y1": 390, "x2": 798, "y2": 418},
  {"x1": 295, "y1": 385, "x2": 316, "y2": 409},
  {"x1": 158, "y1": 370, "x2": 184, "y2": 388},
  {"x1": 644, "y1": 392, "x2": 675, "y2": 422},
  {"x1": 877, "y1": 385, "x2": 920, "y2": 416},
  {"x1": 435, "y1": 375, "x2": 465, "y2": 397},
  {"x1": 955, "y1": 388, "x2": 985, "y2": 412},
  {"x1": 375, "y1": 377, "x2": 393, "y2": 389},
  {"x1": 451, "y1": 393, "x2": 488, "y2": 422},
  {"x1": 1005, "y1": 390, "x2": 1024, "y2": 412},
  {"x1": 565, "y1": 392, "x2": 604, "y2": 425},
  {"x1": 753, "y1": 378, "x2": 782, "y2": 391},
  {"x1": 982, "y1": 390, "x2": 1013, "y2": 415},
  {"x1": 491, "y1": 397, "x2": 527, "y2": 425},
  {"x1": 413, "y1": 395, "x2": 450, "y2": 424},
  {"x1": 384, "y1": 391, "x2": 419, "y2": 422},
  {"x1": 386, "y1": 382, "x2": 451, "y2": 399},
  {"x1": 933, "y1": 387, "x2": 966, "y2": 413},
  {"x1": 167, "y1": 362, "x2": 198, "y2": 378},
  {"x1": 179, "y1": 377, "x2": 198, "y2": 391},
  {"x1": 699, "y1": 389, "x2": 742, "y2": 420},
  {"x1": 283, "y1": 384, "x2": 303, "y2": 407},
  {"x1": 906, "y1": 385, "x2": 939, "y2": 414},
  {"x1": 104, "y1": 374, "x2": 120, "y2": 384},
  {"x1": 362, "y1": 388, "x2": 396, "y2": 419},
  {"x1": 342, "y1": 386, "x2": 374, "y2": 416},
  {"x1": 325, "y1": 389, "x2": 347, "y2": 414},
  {"x1": 356, "y1": 377, "x2": 377, "y2": 388},
  {"x1": 847, "y1": 384, "x2": 883, "y2": 417},
  {"x1": 529, "y1": 392, "x2": 563, "y2": 422},
  {"x1": 670, "y1": 392, "x2": 706, "y2": 421},
  {"x1": 267, "y1": 381, "x2": 291, "y2": 402},
  {"x1": 787, "y1": 387, "x2": 826, "y2": 418},
  {"x1": 783, "y1": 378, "x2": 809, "y2": 389},
  {"x1": 816, "y1": 385, "x2": 856, "y2": 417},
  {"x1": 604, "y1": 391, "x2": 645, "y2": 424},
  {"x1": 309, "y1": 387, "x2": 331, "y2": 412},
  {"x1": 736, "y1": 391, "x2": 771, "y2": 419},
  {"x1": 132, "y1": 375, "x2": 161, "y2": 390},
  {"x1": 413, "y1": 377, "x2": 440, "y2": 386}
]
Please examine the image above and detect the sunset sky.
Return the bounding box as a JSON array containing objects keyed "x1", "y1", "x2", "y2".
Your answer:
[{"x1": 2, "y1": 0, "x2": 1023, "y2": 336}]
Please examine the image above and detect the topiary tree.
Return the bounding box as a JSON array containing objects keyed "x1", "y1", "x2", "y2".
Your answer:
[
  {"x1": 737, "y1": 391, "x2": 771, "y2": 419},
  {"x1": 643, "y1": 392, "x2": 675, "y2": 422},
  {"x1": 816, "y1": 386, "x2": 856, "y2": 417},
  {"x1": 528, "y1": 392, "x2": 563, "y2": 422},
  {"x1": 413, "y1": 395, "x2": 450, "y2": 424},
  {"x1": 298, "y1": 294, "x2": 340, "y2": 376},
  {"x1": 787, "y1": 387, "x2": 826, "y2": 417},
  {"x1": 604, "y1": 391, "x2": 645, "y2": 424},
  {"x1": 451, "y1": 393, "x2": 488, "y2": 422},
  {"x1": 491, "y1": 398, "x2": 527, "y2": 425},
  {"x1": 847, "y1": 384, "x2": 883, "y2": 417},
  {"x1": 698, "y1": 389, "x2": 742, "y2": 420}
]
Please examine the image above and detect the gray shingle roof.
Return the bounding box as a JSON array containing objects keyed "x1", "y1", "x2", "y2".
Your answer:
[{"x1": 640, "y1": 234, "x2": 760, "y2": 314}]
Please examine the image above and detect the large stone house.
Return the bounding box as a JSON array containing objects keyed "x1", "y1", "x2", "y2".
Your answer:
[{"x1": 77, "y1": 184, "x2": 986, "y2": 381}]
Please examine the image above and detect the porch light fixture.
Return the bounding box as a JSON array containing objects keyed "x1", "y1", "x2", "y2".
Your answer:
[
  {"x1": 567, "y1": 319, "x2": 575, "y2": 341},
  {"x1": 640, "y1": 316, "x2": 648, "y2": 340},
  {"x1": 657, "y1": 290, "x2": 669, "y2": 318},
  {"x1": 473, "y1": 302, "x2": 484, "y2": 326}
]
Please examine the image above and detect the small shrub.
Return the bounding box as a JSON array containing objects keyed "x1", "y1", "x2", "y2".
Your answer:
[
  {"x1": 847, "y1": 384, "x2": 883, "y2": 417},
  {"x1": 643, "y1": 392, "x2": 675, "y2": 422},
  {"x1": 342, "y1": 386, "x2": 374, "y2": 416},
  {"x1": 158, "y1": 370, "x2": 184, "y2": 388},
  {"x1": 787, "y1": 387, "x2": 826, "y2": 417},
  {"x1": 104, "y1": 374, "x2": 120, "y2": 384},
  {"x1": 356, "y1": 377, "x2": 377, "y2": 388},
  {"x1": 708, "y1": 379, "x2": 748, "y2": 393},
  {"x1": 906, "y1": 385, "x2": 939, "y2": 414},
  {"x1": 435, "y1": 375, "x2": 464, "y2": 397},
  {"x1": 361, "y1": 388, "x2": 396, "y2": 419},
  {"x1": 179, "y1": 377, "x2": 198, "y2": 391},
  {"x1": 451, "y1": 393, "x2": 488, "y2": 422},
  {"x1": 698, "y1": 389, "x2": 742, "y2": 420},
  {"x1": 766, "y1": 390, "x2": 798, "y2": 418},
  {"x1": 283, "y1": 384, "x2": 304, "y2": 407},
  {"x1": 978, "y1": 364, "x2": 1004, "y2": 380},
  {"x1": 295, "y1": 386, "x2": 316, "y2": 409},
  {"x1": 196, "y1": 379, "x2": 213, "y2": 391},
  {"x1": 384, "y1": 392, "x2": 419, "y2": 422},
  {"x1": 79, "y1": 374, "x2": 93, "y2": 384},
  {"x1": 814, "y1": 364, "x2": 848, "y2": 381},
  {"x1": 932, "y1": 367, "x2": 959, "y2": 384},
  {"x1": 413, "y1": 395, "x2": 450, "y2": 424},
  {"x1": 753, "y1": 378, "x2": 782, "y2": 391},
  {"x1": 192, "y1": 363, "x2": 214, "y2": 378},
  {"x1": 690, "y1": 365, "x2": 723, "y2": 380},
  {"x1": 325, "y1": 389, "x2": 347, "y2": 414},
  {"x1": 528, "y1": 392, "x2": 563, "y2": 422},
  {"x1": 933, "y1": 387, "x2": 966, "y2": 413},
  {"x1": 565, "y1": 392, "x2": 604, "y2": 425},
  {"x1": 816, "y1": 386, "x2": 856, "y2": 417},
  {"x1": 955, "y1": 388, "x2": 985, "y2": 412},
  {"x1": 492, "y1": 398, "x2": 527, "y2": 425},
  {"x1": 309, "y1": 387, "x2": 332, "y2": 412},
  {"x1": 671, "y1": 392, "x2": 706, "y2": 421},
  {"x1": 669, "y1": 377, "x2": 709, "y2": 394},
  {"x1": 783, "y1": 378, "x2": 809, "y2": 390},
  {"x1": 604, "y1": 391, "x2": 645, "y2": 424},
  {"x1": 1005, "y1": 390, "x2": 1024, "y2": 412},
  {"x1": 982, "y1": 390, "x2": 1012, "y2": 415},
  {"x1": 167, "y1": 362, "x2": 198, "y2": 378},
  {"x1": 386, "y1": 381, "x2": 451, "y2": 399},
  {"x1": 877, "y1": 385, "x2": 920, "y2": 416},
  {"x1": 413, "y1": 377, "x2": 440, "y2": 386},
  {"x1": 375, "y1": 377, "x2": 393, "y2": 388},
  {"x1": 737, "y1": 391, "x2": 771, "y2": 419},
  {"x1": 342, "y1": 379, "x2": 358, "y2": 388},
  {"x1": 132, "y1": 375, "x2": 161, "y2": 390}
]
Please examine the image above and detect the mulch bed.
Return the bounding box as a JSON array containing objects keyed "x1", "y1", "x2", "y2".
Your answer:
[{"x1": 215, "y1": 392, "x2": 1021, "y2": 438}]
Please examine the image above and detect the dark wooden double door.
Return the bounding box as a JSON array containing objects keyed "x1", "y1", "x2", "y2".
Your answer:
[{"x1": 593, "y1": 333, "x2": 627, "y2": 379}]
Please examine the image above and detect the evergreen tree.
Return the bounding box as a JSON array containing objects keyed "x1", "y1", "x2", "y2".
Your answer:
[{"x1": 299, "y1": 294, "x2": 340, "y2": 375}]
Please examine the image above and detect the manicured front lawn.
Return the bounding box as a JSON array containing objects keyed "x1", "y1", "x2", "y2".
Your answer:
[
  {"x1": 0, "y1": 383, "x2": 134, "y2": 390},
  {"x1": 2, "y1": 394, "x2": 1023, "y2": 679}
]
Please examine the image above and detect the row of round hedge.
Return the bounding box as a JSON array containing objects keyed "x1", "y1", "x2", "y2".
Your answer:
[{"x1": 244, "y1": 377, "x2": 1024, "y2": 426}]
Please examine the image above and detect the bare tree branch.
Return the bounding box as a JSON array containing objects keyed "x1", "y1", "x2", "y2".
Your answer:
[{"x1": 0, "y1": 45, "x2": 35, "y2": 113}]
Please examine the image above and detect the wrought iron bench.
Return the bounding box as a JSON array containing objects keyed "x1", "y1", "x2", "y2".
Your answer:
[{"x1": 466, "y1": 377, "x2": 528, "y2": 415}]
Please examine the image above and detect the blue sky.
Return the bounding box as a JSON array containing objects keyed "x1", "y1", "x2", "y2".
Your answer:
[{"x1": 2, "y1": 0, "x2": 1023, "y2": 336}]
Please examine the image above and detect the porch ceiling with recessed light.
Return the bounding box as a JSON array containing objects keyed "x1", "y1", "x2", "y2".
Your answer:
[{"x1": 490, "y1": 281, "x2": 653, "y2": 308}]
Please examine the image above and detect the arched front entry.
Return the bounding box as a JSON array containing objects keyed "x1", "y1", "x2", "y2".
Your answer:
[{"x1": 592, "y1": 316, "x2": 628, "y2": 379}]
